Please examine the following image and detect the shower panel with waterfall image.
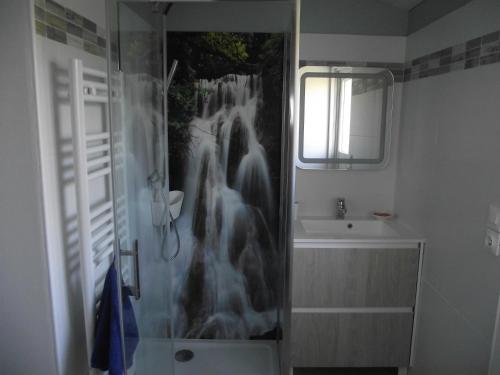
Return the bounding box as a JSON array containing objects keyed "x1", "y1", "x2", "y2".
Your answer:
[{"x1": 166, "y1": 32, "x2": 285, "y2": 340}]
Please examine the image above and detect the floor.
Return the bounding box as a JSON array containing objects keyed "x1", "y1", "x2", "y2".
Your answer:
[
  {"x1": 131, "y1": 339, "x2": 398, "y2": 375},
  {"x1": 132, "y1": 338, "x2": 279, "y2": 375},
  {"x1": 293, "y1": 368, "x2": 397, "y2": 375}
]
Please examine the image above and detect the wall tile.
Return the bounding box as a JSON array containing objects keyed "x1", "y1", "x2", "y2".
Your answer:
[
  {"x1": 482, "y1": 31, "x2": 500, "y2": 44},
  {"x1": 452, "y1": 43, "x2": 465, "y2": 56},
  {"x1": 66, "y1": 22, "x2": 82, "y2": 38},
  {"x1": 466, "y1": 37, "x2": 481, "y2": 50},
  {"x1": 480, "y1": 53, "x2": 500, "y2": 66},
  {"x1": 46, "y1": 25, "x2": 66, "y2": 44},
  {"x1": 449, "y1": 60, "x2": 464, "y2": 72},
  {"x1": 46, "y1": 12, "x2": 66, "y2": 32},
  {"x1": 35, "y1": 6, "x2": 45, "y2": 22},
  {"x1": 65, "y1": 9, "x2": 83, "y2": 27},
  {"x1": 97, "y1": 26, "x2": 106, "y2": 39},
  {"x1": 66, "y1": 33, "x2": 83, "y2": 50},
  {"x1": 83, "y1": 41, "x2": 99, "y2": 56},
  {"x1": 466, "y1": 48, "x2": 480, "y2": 59},
  {"x1": 465, "y1": 58, "x2": 479, "y2": 69},
  {"x1": 82, "y1": 29, "x2": 97, "y2": 44},
  {"x1": 45, "y1": 0, "x2": 65, "y2": 18},
  {"x1": 33, "y1": 1, "x2": 105, "y2": 59},
  {"x1": 450, "y1": 53, "x2": 465, "y2": 63},
  {"x1": 403, "y1": 27, "x2": 500, "y2": 81},
  {"x1": 82, "y1": 17, "x2": 97, "y2": 33},
  {"x1": 97, "y1": 37, "x2": 106, "y2": 49},
  {"x1": 35, "y1": 21, "x2": 46, "y2": 36},
  {"x1": 481, "y1": 42, "x2": 499, "y2": 56}
]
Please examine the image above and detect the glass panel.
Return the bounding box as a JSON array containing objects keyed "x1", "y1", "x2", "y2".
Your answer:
[
  {"x1": 107, "y1": 1, "x2": 296, "y2": 375},
  {"x1": 302, "y1": 77, "x2": 331, "y2": 159},
  {"x1": 164, "y1": 3, "x2": 293, "y2": 373},
  {"x1": 107, "y1": 1, "x2": 174, "y2": 374}
]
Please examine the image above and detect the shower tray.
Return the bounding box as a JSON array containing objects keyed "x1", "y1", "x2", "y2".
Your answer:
[{"x1": 133, "y1": 338, "x2": 279, "y2": 375}]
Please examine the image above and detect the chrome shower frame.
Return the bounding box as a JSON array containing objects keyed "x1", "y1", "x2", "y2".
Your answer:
[{"x1": 105, "y1": 1, "x2": 299, "y2": 374}]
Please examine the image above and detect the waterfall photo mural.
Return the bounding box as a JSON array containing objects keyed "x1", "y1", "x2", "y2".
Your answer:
[{"x1": 166, "y1": 32, "x2": 285, "y2": 340}]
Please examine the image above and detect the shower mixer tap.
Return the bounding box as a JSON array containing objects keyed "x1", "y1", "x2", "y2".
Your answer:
[{"x1": 336, "y1": 198, "x2": 347, "y2": 220}]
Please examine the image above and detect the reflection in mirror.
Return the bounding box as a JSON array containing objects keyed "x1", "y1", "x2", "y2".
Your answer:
[{"x1": 297, "y1": 66, "x2": 394, "y2": 170}]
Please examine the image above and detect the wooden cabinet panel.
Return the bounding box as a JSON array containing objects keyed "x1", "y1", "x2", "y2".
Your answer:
[
  {"x1": 291, "y1": 312, "x2": 413, "y2": 367},
  {"x1": 292, "y1": 248, "x2": 419, "y2": 307}
]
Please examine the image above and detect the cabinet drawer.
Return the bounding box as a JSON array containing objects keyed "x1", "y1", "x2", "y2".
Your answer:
[
  {"x1": 292, "y1": 247, "x2": 419, "y2": 307},
  {"x1": 291, "y1": 312, "x2": 413, "y2": 367}
]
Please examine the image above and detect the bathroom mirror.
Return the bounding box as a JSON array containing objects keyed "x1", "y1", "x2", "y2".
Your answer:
[{"x1": 297, "y1": 66, "x2": 394, "y2": 170}]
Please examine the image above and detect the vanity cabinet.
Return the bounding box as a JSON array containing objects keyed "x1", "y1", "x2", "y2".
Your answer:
[
  {"x1": 291, "y1": 243, "x2": 423, "y2": 368},
  {"x1": 292, "y1": 312, "x2": 414, "y2": 367}
]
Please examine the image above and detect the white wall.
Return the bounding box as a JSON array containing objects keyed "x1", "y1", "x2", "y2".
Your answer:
[
  {"x1": 164, "y1": 1, "x2": 294, "y2": 32},
  {"x1": 33, "y1": 0, "x2": 107, "y2": 374},
  {"x1": 0, "y1": 1, "x2": 58, "y2": 374},
  {"x1": 296, "y1": 33, "x2": 406, "y2": 217},
  {"x1": 395, "y1": 1, "x2": 500, "y2": 373}
]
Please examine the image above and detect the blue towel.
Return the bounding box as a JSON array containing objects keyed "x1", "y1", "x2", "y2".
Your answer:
[{"x1": 91, "y1": 261, "x2": 139, "y2": 374}]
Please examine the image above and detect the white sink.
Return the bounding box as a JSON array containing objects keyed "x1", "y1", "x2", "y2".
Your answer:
[{"x1": 300, "y1": 218, "x2": 400, "y2": 238}]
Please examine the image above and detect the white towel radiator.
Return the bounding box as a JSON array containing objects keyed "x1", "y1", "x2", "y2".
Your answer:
[{"x1": 70, "y1": 58, "x2": 135, "y2": 369}]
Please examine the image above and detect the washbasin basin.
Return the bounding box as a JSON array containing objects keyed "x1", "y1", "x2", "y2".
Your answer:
[{"x1": 300, "y1": 218, "x2": 399, "y2": 238}]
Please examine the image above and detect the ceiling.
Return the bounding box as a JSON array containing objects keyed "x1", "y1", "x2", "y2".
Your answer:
[{"x1": 379, "y1": 0, "x2": 424, "y2": 10}]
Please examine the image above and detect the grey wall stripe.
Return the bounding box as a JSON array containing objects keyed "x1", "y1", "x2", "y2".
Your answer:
[
  {"x1": 299, "y1": 0, "x2": 473, "y2": 36},
  {"x1": 34, "y1": 0, "x2": 106, "y2": 58},
  {"x1": 300, "y1": 0, "x2": 408, "y2": 36},
  {"x1": 34, "y1": 0, "x2": 497, "y2": 79},
  {"x1": 408, "y1": 0, "x2": 474, "y2": 35}
]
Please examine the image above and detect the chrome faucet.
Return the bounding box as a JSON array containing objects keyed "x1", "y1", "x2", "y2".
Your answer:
[{"x1": 336, "y1": 198, "x2": 347, "y2": 219}]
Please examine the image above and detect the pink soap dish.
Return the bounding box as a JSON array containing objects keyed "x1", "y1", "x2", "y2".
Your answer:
[{"x1": 372, "y1": 212, "x2": 394, "y2": 221}]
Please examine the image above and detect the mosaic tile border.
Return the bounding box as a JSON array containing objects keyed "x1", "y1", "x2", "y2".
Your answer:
[
  {"x1": 33, "y1": 1, "x2": 499, "y2": 79},
  {"x1": 404, "y1": 29, "x2": 500, "y2": 81},
  {"x1": 34, "y1": 0, "x2": 106, "y2": 58}
]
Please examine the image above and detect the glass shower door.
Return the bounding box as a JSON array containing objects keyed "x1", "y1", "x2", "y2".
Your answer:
[
  {"x1": 107, "y1": 1, "x2": 175, "y2": 373},
  {"x1": 106, "y1": 1, "x2": 297, "y2": 374}
]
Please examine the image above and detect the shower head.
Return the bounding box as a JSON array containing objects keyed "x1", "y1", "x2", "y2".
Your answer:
[
  {"x1": 151, "y1": 2, "x2": 173, "y2": 16},
  {"x1": 165, "y1": 60, "x2": 179, "y2": 92},
  {"x1": 163, "y1": 3, "x2": 174, "y2": 16}
]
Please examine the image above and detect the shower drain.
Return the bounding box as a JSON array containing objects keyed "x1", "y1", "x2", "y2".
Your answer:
[{"x1": 175, "y1": 349, "x2": 194, "y2": 362}]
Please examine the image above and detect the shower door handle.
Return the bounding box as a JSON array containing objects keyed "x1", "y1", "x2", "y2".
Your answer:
[{"x1": 120, "y1": 239, "x2": 141, "y2": 300}]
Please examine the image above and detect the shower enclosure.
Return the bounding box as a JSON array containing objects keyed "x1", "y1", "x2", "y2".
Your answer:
[{"x1": 106, "y1": 1, "x2": 297, "y2": 374}]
